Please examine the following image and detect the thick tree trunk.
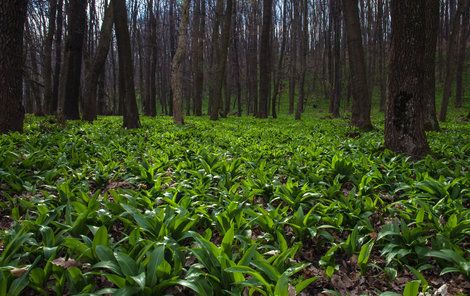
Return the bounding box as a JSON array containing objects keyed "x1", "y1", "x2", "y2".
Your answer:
[
  {"x1": 342, "y1": 0, "x2": 373, "y2": 130},
  {"x1": 63, "y1": 0, "x2": 87, "y2": 120},
  {"x1": 258, "y1": 0, "x2": 273, "y2": 118},
  {"x1": 385, "y1": 0, "x2": 429, "y2": 159},
  {"x1": 83, "y1": 1, "x2": 114, "y2": 122},
  {"x1": 113, "y1": 0, "x2": 140, "y2": 128},
  {"x1": 423, "y1": 0, "x2": 440, "y2": 131},
  {"x1": 439, "y1": 0, "x2": 468, "y2": 121},
  {"x1": 171, "y1": 0, "x2": 191, "y2": 125},
  {"x1": 0, "y1": 0, "x2": 28, "y2": 133}
]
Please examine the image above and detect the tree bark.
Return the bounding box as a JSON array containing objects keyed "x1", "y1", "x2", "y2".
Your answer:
[
  {"x1": 342, "y1": 0, "x2": 373, "y2": 130},
  {"x1": 423, "y1": 0, "x2": 440, "y2": 131},
  {"x1": 171, "y1": 0, "x2": 191, "y2": 125},
  {"x1": 385, "y1": 0, "x2": 429, "y2": 159},
  {"x1": 113, "y1": 0, "x2": 141, "y2": 128},
  {"x1": 63, "y1": 0, "x2": 87, "y2": 120},
  {"x1": 0, "y1": 0, "x2": 28, "y2": 133}
]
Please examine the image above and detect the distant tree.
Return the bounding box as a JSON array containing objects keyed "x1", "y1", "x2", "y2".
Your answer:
[
  {"x1": 62, "y1": 0, "x2": 87, "y2": 120},
  {"x1": 171, "y1": 0, "x2": 191, "y2": 125},
  {"x1": 0, "y1": 0, "x2": 28, "y2": 134},
  {"x1": 113, "y1": 0, "x2": 140, "y2": 128},
  {"x1": 342, "y1": 0, "x2": 373, "y2": 130},
  {"x1": 385, "y1": 0, "x2": 429, "y2": 158},
  {"x1": 258, "y1": 0, "x2": 273, "y2": 118}
]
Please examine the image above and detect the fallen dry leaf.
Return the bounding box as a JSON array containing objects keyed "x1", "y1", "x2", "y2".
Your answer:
[
  {"x1": 10, "y1": 267, "x2": 28, "y2": 278},
  {"x1": 52, "y1": 257, "x2": 79, "y2": 269}
]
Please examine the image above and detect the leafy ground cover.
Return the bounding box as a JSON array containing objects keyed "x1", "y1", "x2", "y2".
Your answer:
[{"x1": 0, "y1": 114, "x2": 469, "y2": 295}]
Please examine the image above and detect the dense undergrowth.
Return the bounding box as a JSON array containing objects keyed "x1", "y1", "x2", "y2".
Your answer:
[{"x1": 0, "y1": 113, "x2": 469, "y2": 295}]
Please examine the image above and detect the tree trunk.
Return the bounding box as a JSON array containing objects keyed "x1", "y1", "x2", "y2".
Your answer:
[
  {"x1": 271, "y1": 0, "x2": 288, "y2": 119},
  {"x1": 342, "y1": 0, "x2": 373, "y2": 130},
  {"x1": 209, "y1": 0, "x2": 233, "y2": 120},
  {"x1": 63, "y1": 0, "x2": 87, "y2": 120},
  {"x1": 171, "y1": 0, "x2": 191, "y2": 125},
  {"x1": 0, "y1": 0, "x2": 28, "y2": 133},
  {"x1": 44, "y1": 0, "x2": 57, "y2": 115},
  {"x1": 295, "y1": 0, "x2": 307, "y2": 120},
  {"x1": 51, "y1": 0, "x2": 63, "y2": 115},
  {"x1": 83, "y1": 1, "x2": 114, "y2": 122},
  {"x1": 455, "y1": 2, "x2": 470, "y2": 108},
  {"x1": 439, "y1": 0, "x2": 468, "y2": 121},
  {"x1": 329, "y1": 0, "x2": 341, "y2": 118},
  {"x1": 192, "y1": 0, "x2": 205, "y2": 116},
  {"x1": 258, "y1": 0, "x2": 273, "y2": 118},
  {"x1": 385, "y1": 0, "x2": 429, "y2": 159},
  {"x1": 113, "y1": 0, "x2": 140, "y2": 128},
  {"x1": 145, "y1": 0, "x2": 157, "y2": 116},
  {"x1": 423, "y1": 0, "x2": 440, "y2": 131}
]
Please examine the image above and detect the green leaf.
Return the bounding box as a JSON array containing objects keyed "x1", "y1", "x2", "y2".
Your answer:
[
  {"x1": 295, "y1": 276, "x2": 317, "y2": 294},
  {"x1": 116, "y1": 252, "x2": 138, "y2": 276},
  {"x1": 403, "y1": 280, "x2": 420, "y2": 296}
]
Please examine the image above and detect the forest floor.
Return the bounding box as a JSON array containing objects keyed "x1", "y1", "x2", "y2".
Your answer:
[{"x1": 0, "y1": 112, "x2": 469, "y2": 295}]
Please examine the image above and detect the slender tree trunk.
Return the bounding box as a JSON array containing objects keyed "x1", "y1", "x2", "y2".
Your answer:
[
  {"x1": 423, "y1": 0, "x2": 440, "y2": 131},
  {"x1": 455, "y1": 2, "x2": 470, "y2": 108},
  {"x1": 329, "y1": 0, "x2": 341, "y2": 118},
  {"x1": 51, "y1": 0, "x2": 63, "y2": 115},
  {"x1": 271, "y1": 0, "x2": 288, "y2": 119},
  {"x1": 113, "y1": 0, "x2": 140, "y2": 128},
  {"x1": 385, "y1": 0, "x2": 429, "y2": 159},
  {"x1": 145, "y1": 0, "x2": 157, "y2": 116},
  {"x1": 209, "y1": 0, "x2": 233, "y2": 120},
  {"x1": 258, "y1": 0, "x2": 273, "y2": 118},
  {"x1": 342, "y1": 0, "x2": 373, "y2": 130},
  {"x1": 63, "y1": 0, "x2": 87, "y2": 120},
  {"x1": 295, "y1": 0, "x2": 307, "y2": 120},
  {"x1": 171, "y1": 0, "x2": 191, "y2": 125},
  {"x1": 192, "y1": 0, "x2": 205, "y2": 116},
  {"x1": 439, "y1": 0, "x2": 468, "y2": 121},
  {"x1": 44, "y1": 0, "x2": 57, "y2": 115},
  {"x1": 0, "y1": 0, "x2": 28, "y2": 133},
  {"x1": 83, "y1": 1, "x2": 114, "y2": 122}
]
